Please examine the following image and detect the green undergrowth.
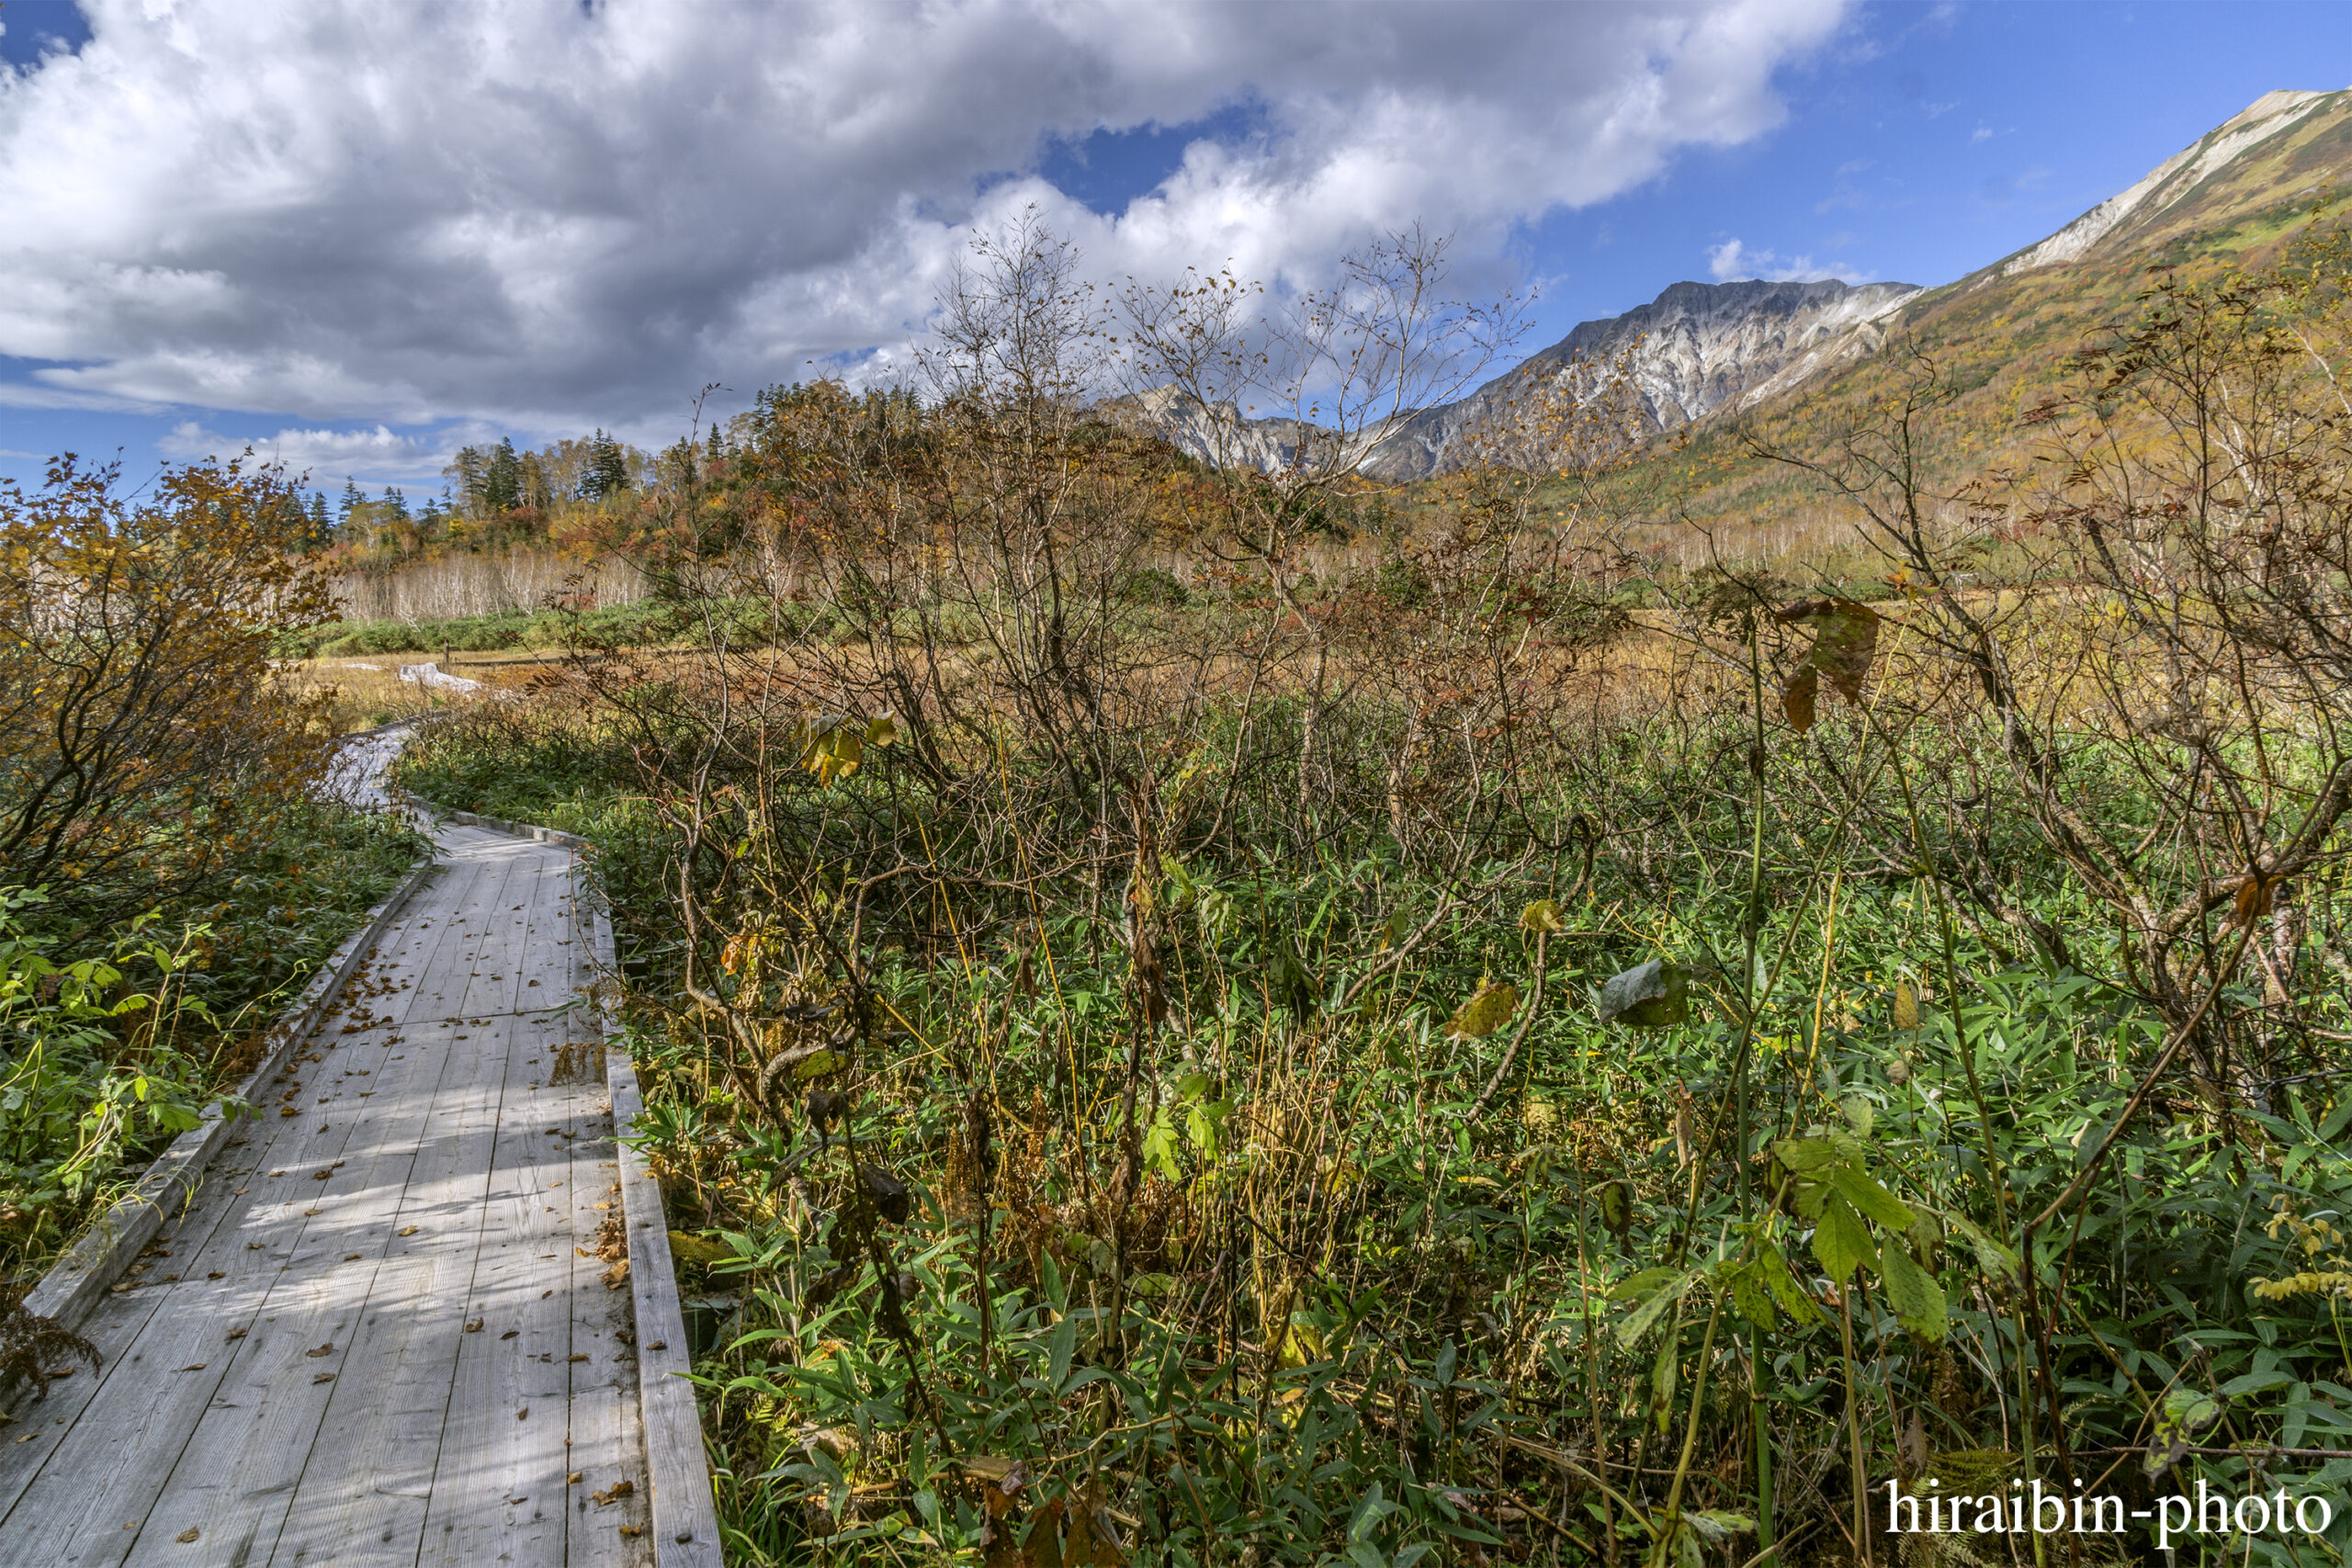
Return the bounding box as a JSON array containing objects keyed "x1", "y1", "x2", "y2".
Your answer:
[
  {"x1": 0, "y1": 802, "x2": 425, "y2": 1284},
  {"x1": 401, "y1": 699, "x2": 2352, "y2": 1568},
  {"x1": 275, "y1": 594, "x2": 793, "y2": 660}
]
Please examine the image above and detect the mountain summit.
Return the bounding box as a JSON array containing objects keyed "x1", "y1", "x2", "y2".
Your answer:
[{"x1": 1362, "y1": 276, "x2": 1919, "y2": 479}]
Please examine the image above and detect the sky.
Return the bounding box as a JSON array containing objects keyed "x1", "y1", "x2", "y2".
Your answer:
[{"x1": 0, "y1": 0, "x2": 2345, "y2": 501}]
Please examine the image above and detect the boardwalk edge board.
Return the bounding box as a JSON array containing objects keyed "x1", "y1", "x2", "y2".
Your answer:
[
  {"x1": 17, "y1": 851, "x2": 442, "y2": 1335},
  {"x1": 607, "y1": 1054, "x2": 725, "y2": 1567}
]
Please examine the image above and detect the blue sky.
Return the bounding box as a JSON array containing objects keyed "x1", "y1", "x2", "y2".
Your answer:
[{"x1": 0, "y1": 1, "x2": 2343, "y2": 502}]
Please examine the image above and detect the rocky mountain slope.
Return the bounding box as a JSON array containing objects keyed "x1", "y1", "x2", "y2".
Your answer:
[
  {"x1": 1361, "y1": 276, "x2": 1921, "y2": 479},
  {"x1": 1135, "y1": 87, "x2": 2351, "y2": 488},
  {"x1": 1651, "y1": 85, "x2": 2352, "y2": 528}
]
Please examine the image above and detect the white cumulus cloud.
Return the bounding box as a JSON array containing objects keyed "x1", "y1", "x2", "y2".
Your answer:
[
  {"x1": 0, "y1": 0, "x2": 1852, "y2": 440},
  {"x1": 1706, "y1": 237, "x2": 1871, "y2": 285},
  {"x1": 159, "y1": 420, "x2": 499, "y2": 485}
]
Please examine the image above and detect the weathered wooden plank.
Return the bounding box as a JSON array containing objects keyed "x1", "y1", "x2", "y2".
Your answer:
[
  {"x1": 257, "y1": 1009, "x2": 521, "y2": 1564},
  {"x1": 256, "y1": 841, "x2": 559, "y2": 1566},
  {"x1": 414, "y1": 903, "x2": 590, "y2": 1568},
  {"x1": 557, "y1": 986, "x2": 655, "y2": 1563},
  {"x1": 608, "y1": 1055, "x2": 724, "y2": 1568}
]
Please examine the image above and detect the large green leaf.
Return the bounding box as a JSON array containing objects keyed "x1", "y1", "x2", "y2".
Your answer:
[
  {"x1": 1614, "y1": 1265, "x2": 1705, "y2": 1348},
  {"x1": 1940, "y1": 1211, "x2": 2020, "y2": 1281},
  {"x1": 1755, "y1": 1239, "x2": 1826, "y2": 1327},
  {"x1": 1876, "y1": 1242, "x2": 1949, "y2": 1342},
  {"x1": 1597, "y1": 959, "x2": 1690, "y2": 1028},
  {"x1": 1811, "y1": 1195, "x2": 1878, "y2": 1283},
  {"x1": 1648, "y1": 1329, "x2": 1679, "y2": 1435},
  {"x1": 1826, "y1": 1166, "x2": 1914, "y2": 1231},
  {"x1": 1771, "y1": 1134, "x2": 1862, "y2": 1173},
  {"x1": 1729, "y1": 1259, "x2": 1773, "y2": 1331}
]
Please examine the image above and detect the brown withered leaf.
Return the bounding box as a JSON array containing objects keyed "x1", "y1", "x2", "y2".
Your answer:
[
  {"x1": 2232, "y1": 874, "x2": 2276, "y2": 929},
  {"x1": 1781, "y1": 664, "x2": 1819, "y2": 734},
  {"x1": 1774, "y1": 598, "x2": 1880, "y2": 728}
]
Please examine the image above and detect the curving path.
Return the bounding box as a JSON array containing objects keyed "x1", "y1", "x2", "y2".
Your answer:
[{"x1": 0, "y1": 728, "x2": 654, "y2": 1566}]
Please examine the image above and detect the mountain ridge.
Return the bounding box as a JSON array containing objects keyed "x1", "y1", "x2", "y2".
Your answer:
[{"x1": 1136, "y1": 87, "x2": 2352, "y2": 486}]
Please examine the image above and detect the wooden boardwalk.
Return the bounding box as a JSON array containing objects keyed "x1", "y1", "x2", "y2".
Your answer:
[{"x1": 0, "y1": 802, "x2": 657, "y2": 1564}]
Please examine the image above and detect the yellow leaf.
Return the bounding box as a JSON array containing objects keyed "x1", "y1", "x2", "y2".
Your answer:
[
  {"x1": 1892, "y1": 981, "x2": 1919, "y2": 1031},
  {"x1": 1445, "y1": 981, "x2": 1520, "y2": 1040},
  {"x1": 667, "y1": 1231, "x2": 732, "y2": 1267},
  {"x1": 1520, "y1": 899, "x2": 1564, "y2": 933}
]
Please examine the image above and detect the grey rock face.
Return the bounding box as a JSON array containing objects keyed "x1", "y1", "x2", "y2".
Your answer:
[
  {"x1": 1361, "y1": 277, "x2": 1920, "y2": 479},
  {"x1": 1115, "y1": 277, "x2": 1920, "y2": 480}
]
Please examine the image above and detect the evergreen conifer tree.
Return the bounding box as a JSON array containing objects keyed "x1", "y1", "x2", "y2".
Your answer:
[
  {"x1": 582, "y1": 430, "x2": 629, "y2": 500},
  {"x1": 483, "y1": 438, "x2": 522, "y2": 512}
]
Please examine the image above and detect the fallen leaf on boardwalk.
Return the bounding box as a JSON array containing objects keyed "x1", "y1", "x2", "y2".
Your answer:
[
  {"x1": 602, "y1": 1260, "x2": 629, "y2": 1290},
  {"x1": 225, "y1": 1328, "x2": 246, "y2": 1340},
  {"x1": 279, "y1": 1107, "x2": 298, "y2": 1117},
  {"x1": 176, "y1": 1529, "x2": 199, "y2": 1543},
  {"x1": 207, "y1": 1271, "x2": 223, "y2": 1280},
  {"x1": 501, "y1": 1330, "x2": 518, "y2": 1340},
  {"x1": 397, "y1": 1225, "x2": 419, "y2": 1236},
  {"x1": 304, "y1": 1342, "x2": 334, "y2": 1358},
  {"x1": 176, "y1": 1363, "x2": 207, "y2": 1372},
  {"x1": 343, "y1": 1253, "x2": 362, "y2": 1262},
  {"x1": 464, "y1": 1319, "x2": 482, "y2": 1333},
  {"x1": 312, "y1": 1373, "x2": 334, "y2": 1383},
  {"x1": 570, "y1": 1352, "x2": 589, "y2": 1362},
  {"x1": 569, "y1": 1471, "x2": 583, "y2": 1484},
  {"x1": 14, "y1": 1434, "x2": 36, "y2": 1444},
  {"x1": 516, "y1": 1407, "x2": 528, "y2": 1421},
  {"x1": 303, "y1": 1208, "x2": 322, "y2": 1216},
  {"x1": 619, "y1": 1525, "x2": 644, "y2": 1538},
  {"x1": 592, "y1": 1480, "x2": 635, "y2": 1506}
]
